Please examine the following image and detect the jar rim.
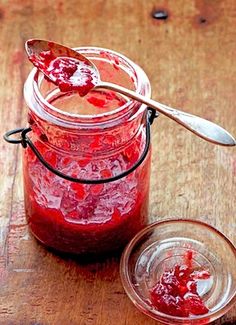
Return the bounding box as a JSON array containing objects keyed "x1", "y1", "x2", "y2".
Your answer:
[{"x1": 24, "y1": 46, "x2": 151, "y2": 127}]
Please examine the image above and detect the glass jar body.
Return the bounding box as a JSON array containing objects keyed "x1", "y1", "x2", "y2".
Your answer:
[{"x1": 23, "y1": 47, "x2": 152, "y2": 255}]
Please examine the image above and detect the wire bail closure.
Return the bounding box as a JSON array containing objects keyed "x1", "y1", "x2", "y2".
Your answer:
[{"x1": 3, "y1": 108, "x2": 158, "y2": 184}]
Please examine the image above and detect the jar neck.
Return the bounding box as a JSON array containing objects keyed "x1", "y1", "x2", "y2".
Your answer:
[{"x1": 24, "y1": 47, "x2": 151, "y2": 153}]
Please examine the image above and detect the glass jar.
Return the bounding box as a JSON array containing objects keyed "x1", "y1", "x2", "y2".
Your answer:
[{"x1": 22, "y1": 47, "x2": 153, "y2": 255}]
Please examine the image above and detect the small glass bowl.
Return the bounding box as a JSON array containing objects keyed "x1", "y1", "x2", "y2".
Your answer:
[{"x1": 120, "y1": 219, "x2": 236, "y2": 324}]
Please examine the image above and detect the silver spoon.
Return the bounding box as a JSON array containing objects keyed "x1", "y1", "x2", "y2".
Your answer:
[{"x1": 25, "y1": 39, "x2": 236, "y2": 146}]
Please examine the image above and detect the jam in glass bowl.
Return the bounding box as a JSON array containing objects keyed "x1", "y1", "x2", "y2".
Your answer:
[{"x1": 120, "y1": 219, "x2": 236, "y2": 324}]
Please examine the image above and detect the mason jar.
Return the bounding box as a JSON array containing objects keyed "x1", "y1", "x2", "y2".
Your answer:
[{"x1": 9, "y1": 47, "x2": 155, "y2": 255}]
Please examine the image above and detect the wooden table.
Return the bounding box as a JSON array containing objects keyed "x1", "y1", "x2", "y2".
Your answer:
[{"x1": 0, "y1": 1, "x2": 235, "y2": 324}]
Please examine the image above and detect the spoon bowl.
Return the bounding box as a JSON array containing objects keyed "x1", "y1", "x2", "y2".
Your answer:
[
  {"x1": 25, "y1": 39, "x2": 236, "y2": 146},
  {"x1": 25, "y1": 39, "x2": 95, "y2": 70}
]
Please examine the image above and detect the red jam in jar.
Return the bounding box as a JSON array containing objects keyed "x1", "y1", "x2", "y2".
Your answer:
[{"x1": 23, "y1": 47, "x2": 152, "y2": 255}]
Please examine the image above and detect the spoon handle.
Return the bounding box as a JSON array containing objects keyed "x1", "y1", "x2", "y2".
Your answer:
[{"x1": 96, "y1": 82, "x2": 235, "y2": 146}]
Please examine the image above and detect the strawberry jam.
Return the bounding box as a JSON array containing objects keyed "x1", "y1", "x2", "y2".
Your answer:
[
  {"x1": 23, "y1": 47, "x2": 152, "y2": 255},
  {"x1": 29, "y1": 47, "x2": 98, "y2": 96},
  {"x1": 23, "y1": 132, "x2": 151, "y2": 255},
  {"x1": 150, "y1": 253, "x2": 210, "y2": 317}
]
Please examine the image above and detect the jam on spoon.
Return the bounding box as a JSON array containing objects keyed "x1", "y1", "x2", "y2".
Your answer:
[{"x1": 26, "y1": 39, "x2": 98, "y2": 96}]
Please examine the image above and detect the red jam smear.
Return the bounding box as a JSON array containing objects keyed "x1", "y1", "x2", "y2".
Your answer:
[
  {"x1": 150, "y1": 253, "x2": 210, "y2": 317},
  {"x1": 29, "y1": 49, "x2": 98, "y2": 96},
  {"x1": 86, "y1": 90, "x2": 126, "y2": 108}
]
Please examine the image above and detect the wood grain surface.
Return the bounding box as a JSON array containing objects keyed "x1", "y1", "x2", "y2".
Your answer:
[{"x1": 0, "y1": 1, "x2": 235, "y2": 324}]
